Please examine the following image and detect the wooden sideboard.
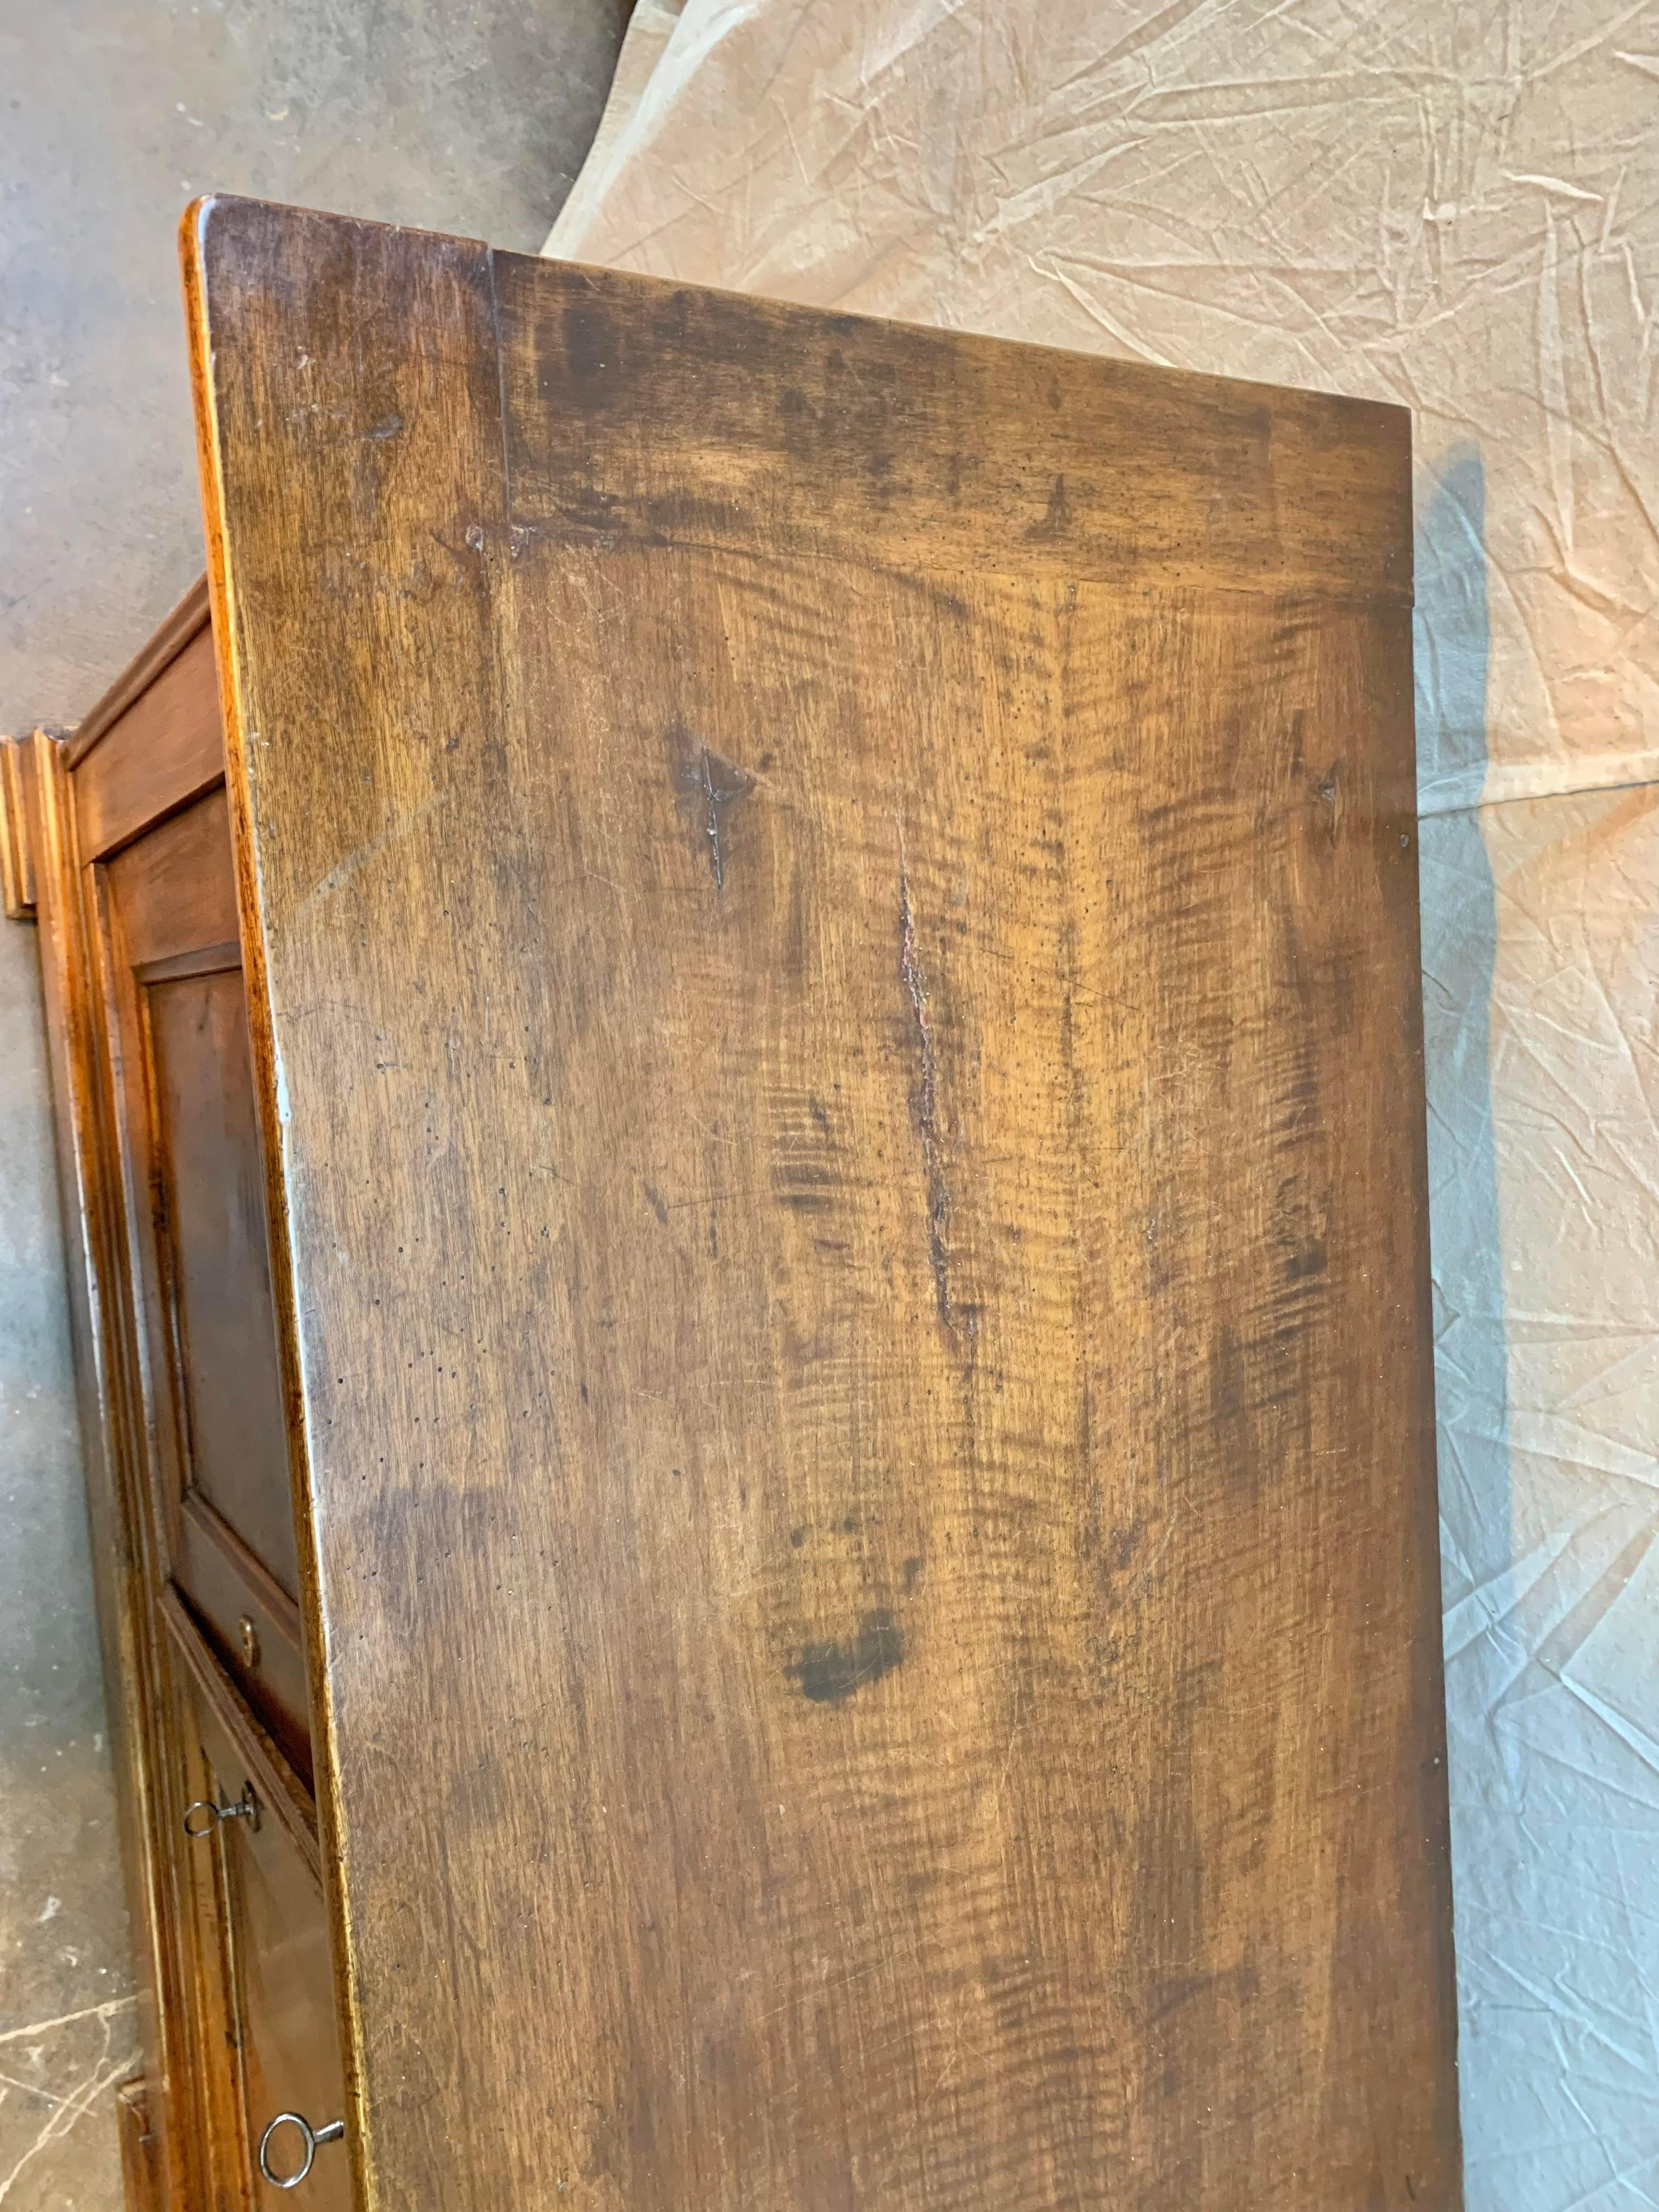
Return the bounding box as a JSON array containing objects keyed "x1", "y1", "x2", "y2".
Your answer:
[{"x1": 2, "y1": 195, "x2": 1460, "y2": 2209}]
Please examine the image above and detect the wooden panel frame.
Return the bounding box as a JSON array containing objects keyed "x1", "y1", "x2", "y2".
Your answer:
[
  {"x1": 66, "y1": 577, "x2": 212, "y2": 770},
  {"x1": 94, "y1": 867, "x2": 312, "y2": 1773},
  {"x1": 161, "y1": 1582, "x2": 321, "y2": 1889},
  {"x1": 20, "y1": 729, "x2": 245, "y2": 2211},
  {"x1": 187, "y1": 1672, "x2": 347, "y2": 2212},
  {"x1": 15, "y1": 579, "x2": 300, "y2": 2212},
  {"x1": 12, "y1": 492, "x2": 329, "y2": 2212},
  {"x1": 77, "y1": 625, "x2": 225, "y2": 862}
]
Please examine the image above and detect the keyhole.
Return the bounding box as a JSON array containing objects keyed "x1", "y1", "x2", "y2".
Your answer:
[{"x1": 240, "y1": 1617, "x2": 260, "y2": 1669}]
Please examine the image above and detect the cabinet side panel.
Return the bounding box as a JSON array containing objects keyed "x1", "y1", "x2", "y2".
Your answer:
[{"x1": 186, "y1": 198, "x2": 1455, "y2": 2211}]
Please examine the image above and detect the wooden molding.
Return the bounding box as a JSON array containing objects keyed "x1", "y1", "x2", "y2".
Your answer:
[
  {"x1": 65, "y1": 576, "x2": 211, "y2": 770},
  {"x1": 1, "y1": 736, "x2": 38, "y2": 918}
]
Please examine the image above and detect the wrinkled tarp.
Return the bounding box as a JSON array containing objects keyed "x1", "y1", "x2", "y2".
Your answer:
[{"x1": 546, "y1": 9, "x2": 1659, "y2": 2203}]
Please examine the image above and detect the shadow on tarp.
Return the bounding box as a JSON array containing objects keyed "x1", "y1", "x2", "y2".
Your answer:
[{"x1": 1414, "y1": 441, "x2": 1509, "y2": 2210}]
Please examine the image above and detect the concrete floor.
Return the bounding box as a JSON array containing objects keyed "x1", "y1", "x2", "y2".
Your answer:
[{"x1": 0, "y1": 7, "x2": 624, "y2": 2202}]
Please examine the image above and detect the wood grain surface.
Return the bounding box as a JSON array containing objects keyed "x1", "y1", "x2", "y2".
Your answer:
[
  {"x1": 18, "y1": 612, "x2": 325, "y2": 2208},
  {"x1": 94, "y1": 777, "x2": 314, "y2": 1778},
  {"x1": 162, "y1": 1582, "x2": 321, "y2": 1889},
  {"x1": 116, "y1": 2072, "x2": 165, "y2": 2212},
  {"x1": 0, "y1": 736, "x2": 36, "y2": 917},
  {"x1": 76, "y1": 624, "x2": 224, "y2": 861},
  {"x1": 19, "y1": 724, "x2": 236, "y2": 2212},
  {"x1": 187, "y1": 1666, "x2": 347, "y2": 2207},
  {"x1": 185, "y1": 194, "x2": 1459, "y2": 2210},
  {"x1": 65, "y1": 575, "x2": 211, "y2": 770}
]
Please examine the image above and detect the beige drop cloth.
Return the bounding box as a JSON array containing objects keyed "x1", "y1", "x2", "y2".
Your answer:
[{"x1": 546, "y1": 9, "x2": 1659, "y2": 2200}]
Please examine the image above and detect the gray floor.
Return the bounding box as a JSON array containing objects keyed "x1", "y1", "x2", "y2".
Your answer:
[{"x1": 0, "y1": 7, "x2": 623, "y2": 2201}]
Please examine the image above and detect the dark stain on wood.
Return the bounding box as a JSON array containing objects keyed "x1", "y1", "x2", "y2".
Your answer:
[
  {"x1": 791, "y1": 1609, "x2": 904, "y2": 1704},
  {"x1": 1026, "y1": 471, "x2": 1074, "y2": 540}
]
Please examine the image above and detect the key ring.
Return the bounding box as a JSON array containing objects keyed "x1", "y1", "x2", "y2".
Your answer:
[
  {"x1": 182, "y1": 1781, "x2": 259, "y2": 1837},
  {"x1": 257, "y1": 2111, "x2": 345, "y2": 2188}
]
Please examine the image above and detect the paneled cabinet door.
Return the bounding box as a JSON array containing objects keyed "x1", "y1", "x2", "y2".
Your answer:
[
  {"x1": 186, "y1": 1686, "x2": 351, "y2": 2209},
  {"x1": 78, "y1": 653, "x2": 312, "y2": 1780}
]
